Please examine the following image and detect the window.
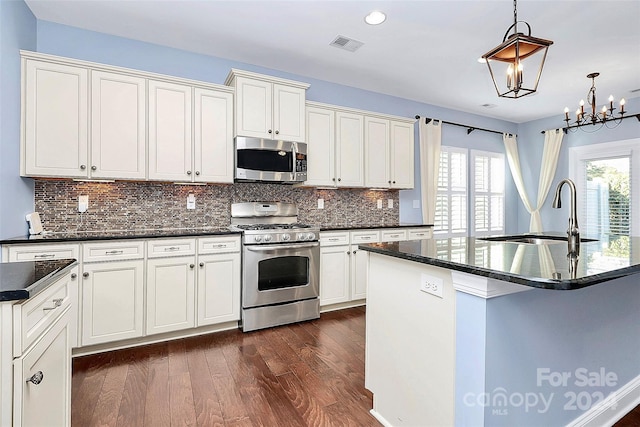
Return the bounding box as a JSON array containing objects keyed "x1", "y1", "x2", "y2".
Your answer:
[
  {"x1": 471, "y1": 150, "x2": 505, "y2": 236},
  {"x1": 434, "y1": 147, "x2": 505, "y2": 238},
  {"x1": 569, "y1": 138, "x2": 640, "y2": 237}
]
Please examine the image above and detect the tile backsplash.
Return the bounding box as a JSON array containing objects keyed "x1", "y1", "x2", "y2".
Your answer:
[{"x1": 34, "y1": 180, "x2": 400, "y2": 232}]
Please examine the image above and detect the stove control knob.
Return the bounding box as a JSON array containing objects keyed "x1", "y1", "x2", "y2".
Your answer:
[
  {"x1": 254, "y1": 235, "x2": 263, "y2": 243},
  {"x1": 297, "y1": 233, "x2": 306, "y2": 241},
  {"x1": 281, "y1": 234, "x2": 291, "y2": 241},
  {"x1": 306, "y1": 233, "x2": 316, "y2": 241},
  {"x1": 263, "y1": 235, "x2": 273, "y2": 242}
]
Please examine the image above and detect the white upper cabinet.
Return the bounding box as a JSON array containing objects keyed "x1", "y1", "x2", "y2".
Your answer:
[
  {"x1": 194, "y1": 88, "x2": 234, "y2": 183},
  {"x1": 23, "y1": 59, "x2": 88, "y2": 178},
  {"x1": 335, "y1": 111, "x2": 364, "y2": 187},
  {"x1": 148, "y1": 80, "x2": 193, "y2": 181},
  {"x1": 365, "y1": 118, "x2": 415, "y2": 189},
  {"x1": 91, "y1": 71, "x2": 146, "y2": 180},
  {"x1": 305, "y1": 105, "x2": 335, "y2": 187},
  {"x1": 226, "y1": 69, "x2": 309, "y2": 143},
  {"x1": 364, "y1": 116, "x2": 391, "y2": 188},
  {"x1": 389, "y1": 121, "x2": 415, "y2": 189}
]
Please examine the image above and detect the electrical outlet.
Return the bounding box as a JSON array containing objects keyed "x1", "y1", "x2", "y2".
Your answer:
[
  {"x1": 413, "y1": 199, "x2": 420, "y2": 209},
  {"x1": 187, "y1": 194, "x2": 196, "y2": 210},
  {"x1": 420, "y1": 273, "x2": 443, "y2": 298},
  {"x1": 377, "y1": 199, "x2": 383, "y2": 209},
  {"x1": 78, "y1": 195, "x2": 88, "y2": 213},
  {"x1": 388, "y1": 199, "x2": 394, "y2": 209},
  {"x1": 317, "y1": 198, "x2": 325, "y2": 209}
]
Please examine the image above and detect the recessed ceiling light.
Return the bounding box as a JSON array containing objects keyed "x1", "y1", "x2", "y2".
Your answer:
[{"x1": 365, "y1": 10, "x2": 386, "y2": 25}]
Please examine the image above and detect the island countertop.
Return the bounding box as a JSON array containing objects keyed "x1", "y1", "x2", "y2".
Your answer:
[
  {"x1": 0, "y1": 259, "x2": 77, "y2": 301},
  {"x1": 359, "y1": 234, "x2": 640, "y2": 290}
]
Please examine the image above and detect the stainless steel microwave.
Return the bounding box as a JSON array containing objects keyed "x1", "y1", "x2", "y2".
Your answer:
[{"x1": 234, "y1": 136, "x2": 307, "y2": 183}]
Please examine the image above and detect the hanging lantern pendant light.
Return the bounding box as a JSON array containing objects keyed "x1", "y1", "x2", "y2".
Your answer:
[{"x1": 482, "y1": 0, "x2": 553, "y2": 99}]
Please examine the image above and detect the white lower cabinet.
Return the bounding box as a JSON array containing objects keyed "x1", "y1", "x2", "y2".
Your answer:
[
  {"x1": 196, "y1": 252, "x2": 241, "y2": 326},
  {"x1": 146, "y1": 256, "x2": 196, "y2": 335},
  {"x1": 319, "y1": 244, "x2": 351, "y2": 306},
  {"x1": 81, "y1": 259, "x2": 144, "y2": 346},
  {"x1": 14, "y1": 308, "x2": 72, "y2": 427}
]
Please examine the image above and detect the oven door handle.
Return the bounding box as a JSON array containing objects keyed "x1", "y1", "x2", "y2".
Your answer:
[{"x1": 246, "y1": 242, "x2": 319, "y2": 251}]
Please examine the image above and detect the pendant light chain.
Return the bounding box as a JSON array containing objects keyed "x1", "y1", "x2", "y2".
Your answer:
[{"x1": 513, "y1": 0, "x2": 518, "y2": 35}]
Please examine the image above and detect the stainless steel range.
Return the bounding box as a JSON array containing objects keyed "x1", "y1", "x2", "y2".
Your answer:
[{"x1": 230, "y1": 202, "x2": 320, "y2": 332}]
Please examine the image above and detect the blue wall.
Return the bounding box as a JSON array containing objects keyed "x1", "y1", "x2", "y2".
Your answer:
[{"x1": 0, "y1": 0, "x2": 36, "y2": 241}]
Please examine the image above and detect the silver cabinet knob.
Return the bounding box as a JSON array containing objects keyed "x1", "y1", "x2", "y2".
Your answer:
[
  {"x1": 80, "y1": 165, "x2": 86, "y2": 170},
  {"x1": 190, "y1": 264, "x2": 195, "y2": 269},
  {"x1": 338, "y1": 178, "x2": 342, "y2": 182},
  {"x1": 195, "y1": 171, "x2": 200, "y2": 176},
  {"x1": 187, "y1": 171, "x2": 192, "y2": 175},
  {"x1": 83, "y1": 272, "x2": 89, "y2": 278},
  {"x1": 275, "y1": 130, "x2": 279, "y2": 135},
  {"x1": 199, "y1": 262, "x2": 204, "y2": 267},
  {"x1": 91, "y1": 166, "x2": 97, "y2": 171},
  {"x1": 268, "y1": 129, "x2": 272, "y2": 134},
  {"x1": 71, "y1": 273, "x2": 77, "y2": 279},
  {"x1": 26, "y1": 371, "x2": 44, "y2": 385}
]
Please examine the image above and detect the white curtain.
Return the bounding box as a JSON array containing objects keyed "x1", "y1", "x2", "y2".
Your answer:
[
  {"x1": 419, "y1": 119, "x2": 442, "y2": 224},
  {"x1": 503, "y1": 130, "x2": 563, "y2": 232}
]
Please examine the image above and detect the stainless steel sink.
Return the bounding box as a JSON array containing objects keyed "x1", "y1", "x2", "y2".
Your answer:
[{"x1": 479, "y1": 234, "x2": 598, "y2": 245}]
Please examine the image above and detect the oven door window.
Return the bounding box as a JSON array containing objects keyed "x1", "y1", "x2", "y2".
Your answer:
[
  {"x1": 258, "y1": 256, "x2": 309, "y2": 290},
  {"x1": 237, "y1": 149, "x2": 293, "y2": 173}
]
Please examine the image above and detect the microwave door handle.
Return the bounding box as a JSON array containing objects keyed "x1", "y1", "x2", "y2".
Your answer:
[{"x1": 291, "y1": 143, "x2": 297, "y2": 176}]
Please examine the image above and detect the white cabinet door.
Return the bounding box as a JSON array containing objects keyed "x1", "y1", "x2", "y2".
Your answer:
[
  {"x1": 196, "y1": 252, "x2": 241, "y2": 326},
  {"x1": 305, "y1": 106, "x2": 335, "y2": 186},
  {"x1": 319, "y1": 245, "x2": 351, "y2": 306},
  {"x1": 14, "y1": 308, "x2": 71, "y2": 427},
  {"x1": 148, "y1": 80, "x2": 193, "y2": 181},
  {"x1": 81, "y1": 260, "x2": 144, "y2": 346},
  {"x1": 194, "y1": 88, "x2": 234, "y2": 183},
  {"x1": 273, "y1": 84, "x2": 306, "y2": 142},
  {"x1": 390, "y1": 121, "x2": 415, "y2": 189},
  {"x1": 234, "y1": 77, "x2": 272, "y2": 139},
  {"x1": 351, "y1": 248, "x2": 370, "y2": 301},
  {"x1": 91, "y1": 71, "x2": 146, "y2": 180},
  {"x1": 146, "y1": 256, "x2": 196, "y2": 335},
  {"x1": 335, "y1": 111, "x2": 364, "y2": 187},
  {"x1": 23, "y1": 60, "x2": 88, "y2": 178},
  {"x1": 365, "y1": 116, "x2": 390, "y2": 188}
]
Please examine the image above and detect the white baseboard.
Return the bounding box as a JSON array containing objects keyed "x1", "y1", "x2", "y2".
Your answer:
[
  {"x1": 370, "y1": 409, "x2": 393, "y2": 427},
  {"x1": 566, "y1": 373, "x2": 640, "y2": 427}
]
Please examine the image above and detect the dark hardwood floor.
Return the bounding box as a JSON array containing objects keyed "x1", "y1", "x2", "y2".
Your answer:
[{"x1": 72, "y1": 306, "x2": 640, "y2": 427}]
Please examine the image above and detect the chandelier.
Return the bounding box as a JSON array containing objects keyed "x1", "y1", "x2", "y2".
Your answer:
[
  {"x1": 563, "y1": 72, "x2": 629, "y2": 132},
  {"x1": 481, "y1": 0, "x2": 553, "y2": 99}
]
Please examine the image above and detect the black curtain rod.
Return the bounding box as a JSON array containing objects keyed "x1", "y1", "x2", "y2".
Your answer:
[
  {"x1": 540, "y1": 113, "x2": 640, "y2": 134},
  {"x1": 414, "y1": 115, "x2": 511, "y2": 136}
]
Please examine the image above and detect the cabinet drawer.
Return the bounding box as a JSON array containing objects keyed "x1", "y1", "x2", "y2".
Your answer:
[
  {"x1": 6, "y1": 244, "x2": 80, "y2": 262},
  {"x1": 147, "y1": 238, "x2": 196, "y2": 258},
  {"x1": 350, "y1": 231, "x2": 380, "y2": 244},
  {"x1": 198, "y1": 236, "x2": 240, "y2": 255},
  {"x1": 380, "y1": 229, "x2": 408, "y2": 242},
  {"x1": 407, "y1": 228, "x2": 433, "y2": 240},
  {"x1": 83, "y1": 240, "x2": 144, "y2": 262},
  {"x1": 320, "y1": 232, "x2": 350, "y2": 247},
  {"x1": 13, "y1": 272, "x2": 73, "y2": 356}
]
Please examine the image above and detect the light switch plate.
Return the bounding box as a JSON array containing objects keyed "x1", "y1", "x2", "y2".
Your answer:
[
  {"x1": 78, "y1": 195, "x2": 88, "y2": 213},
  {"x1": 377, "y1": 199, "x2": 383, "y2": 209},
  {"x1": 187, "y1": 194, "x2": 196, "y2": 210},
  {"x1": 413, "y1": 199, "x2": 420, "y2": 209},
  {"x1": 388, "y1": 199, "x2": 394, "y2": 209}
]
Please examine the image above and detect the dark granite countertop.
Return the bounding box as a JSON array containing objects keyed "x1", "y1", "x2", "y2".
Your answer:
[
  {"x1": 320, "y1": 223, "x2": 433, "y2": 232},
  {"x1": 0, "y1": 259, "x2": 77, "y2": 301},
  {"x1": 359, "y1": 234, "x2": 640, "y2": 290},
  {"x1": 0, "y1": 227, "x2": 241, "y2": 245}
]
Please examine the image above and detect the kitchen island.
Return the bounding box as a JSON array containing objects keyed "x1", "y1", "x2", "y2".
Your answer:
[{"x1": 360, "y1": 236, "x2": 640, "y2": 427}]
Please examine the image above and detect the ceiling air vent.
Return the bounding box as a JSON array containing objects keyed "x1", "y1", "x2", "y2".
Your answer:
[{"x1": 330, "y1": 35, "x2": 364, "y2": 52}]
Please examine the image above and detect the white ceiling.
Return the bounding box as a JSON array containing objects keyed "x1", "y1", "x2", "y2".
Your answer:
[{"x1": 24, "y1": 0, "x2": 640, "y2": 123}]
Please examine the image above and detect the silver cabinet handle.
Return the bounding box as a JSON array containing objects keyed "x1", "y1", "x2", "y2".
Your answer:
[
  {"x1": 83, "y1": 272, "x2": 89, "y2": 278},
  {"x1": 71, "y1": 273, "x2": 77, "y2": 279},
  {"x1": 80, "y1": 165, "x2": 86, "y2": 170},
  {"x1": 187, "y1": 171, "x2": 192, "y2": 175},
  {"x1": 91, "y1": 166, "x2": 97, "y2": 171},
  {"x1": 43, "y1": 298, "x2": 63, "y2": 311},
  {"x1": 34, "y1": 254, "x2": 54, "y2": 259},
  {"x1": 164, "y1": 246, "x2": 180, "y2": 251},
  {"x1": 105, "y1": 250, "x2": 123, "y2": 255},
  {"x1": 199, "y1": 262, "x2": 204, "y2": 267},
  {"x1": 338, "y1": 178, "x2": 341, "y2": 182},
  {"x1": 189, "y1": 264, "x2": 195, "y2": 269},
  {"x1": 195, "y1": 171, "x2": 200, "y2": 176},
  {"x1": 26, "y1": 371, "x2": 44, "y2": 385},
  {"x1": 361, "y1": 236, "x2": 371, "y2": 240},
  {"x1": 268, "y1": 129, "x2": 272, "y2": 134},
  {"x1": 275, "y1": 130, "x2": 279, "y2": 135}
]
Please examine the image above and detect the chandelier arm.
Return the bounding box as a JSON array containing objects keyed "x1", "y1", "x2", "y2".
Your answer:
[{"x1": 559, "y1": 113, "x2": 640, "y2": 133}]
